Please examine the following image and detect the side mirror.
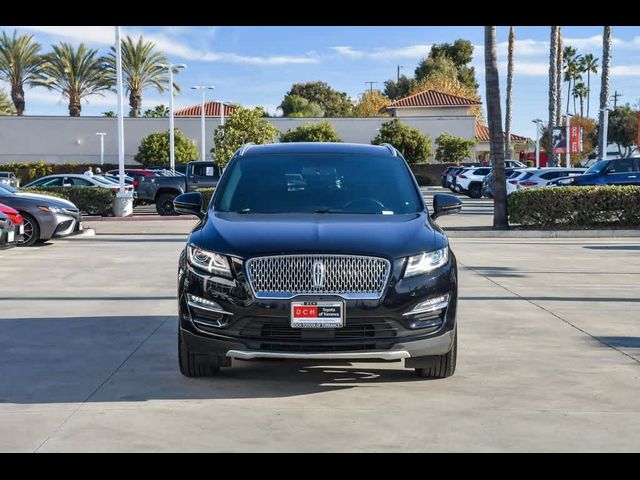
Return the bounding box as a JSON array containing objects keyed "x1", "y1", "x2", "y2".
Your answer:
[
  {"x1": 431, "y1": 193, "x2": 462, "y2": 220},
  {"x1": 174, "y1": 192, "x2": 204, "y2": 219}
]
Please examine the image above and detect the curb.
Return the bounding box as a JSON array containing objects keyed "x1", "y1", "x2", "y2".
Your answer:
[
  {"x1": 83, "y1": 215, "x2": 198, "y2": 222},
  {"x1": 447, "y1": 229, "x2": 640, "y2": 238},
  {"x1": 60, "y1": 228, "x2": 96, "y2": 239}
]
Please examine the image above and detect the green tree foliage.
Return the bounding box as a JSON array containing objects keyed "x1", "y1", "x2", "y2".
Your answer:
[
  {"x1": 279, "y1": 121, "x2": 341, "y2": 143},
  {"x1": 606, "y1": 104, "x2": 638, "y2": 157},
  {"x1": 36, "y1": 42, "x2": 113, "y2": 117},
  {"x1": 102, "y1": 110, "x2": 116, "y2": 117},
  {"x1": 371, "y1": 119, "x2": 432, "y2": 164},
  {"x1": 134, "y1": 129, "x2": 199, "y2": 167},
  {"x1": 0, "y1": 30, "x2": 44, "y2": 115},
  {"x1": 435, "y1": 132, "x2": 476, "y2": 164},
  {"x1": 415, "y1": 39, "x2": 478, "y2": 90},
  {"x1": 353, "y1": 91, "x2": 390, "y2": 116},
  {"x1": 279, "y1": 94, "x2": 324, "y2": 117},
  {"x1": 106, "y1": 36, "x2": 173, "y2": 117},
  {"x1": 285, "y1": 81, "x2": 353, "y2": 117},
  {"x1": 383, "y1": 75, "x2": 416, "y2": 100},
  {"x1": 211, "y1": 106, "x2": 279, "y2": 167},
  {"x1": 0, "y1": 88, "x2": 16, "y2": 115},
  {"x1": 143, "y1": 104, "x2": 170, "y2": 117}
]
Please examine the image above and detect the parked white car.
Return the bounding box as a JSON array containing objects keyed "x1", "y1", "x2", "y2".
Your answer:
[
  {"x1": 516, "y1": 168, "x2": 586, "y2": 190},
  {"x1": 506, "y1": 168, "x2": 538, "y2": 195},
  {"x1": 454, "y1": 166, "x2": 492, "y2": 198}
]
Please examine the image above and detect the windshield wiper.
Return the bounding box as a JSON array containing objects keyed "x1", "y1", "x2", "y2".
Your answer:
[{"x1": 313, "y1": 208, "x2": 342, "y2": 214}]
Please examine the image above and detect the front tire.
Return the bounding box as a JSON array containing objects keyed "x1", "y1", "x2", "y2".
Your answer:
[
  {"x1": 178, "y1": 328, "x2": 223, "y2": 377},
  {"x1": 468, "y1": 183, "x2": 482, "y2": 199},
  {"x1": 413, "y1": 329, "x2": 457, "y2": 379},
  {"x1": 18, "y1": 213, "x2": 40, "y2": 247},
  {"x1": 156, "y1": 193, "x2": 178, "y2": 216}
]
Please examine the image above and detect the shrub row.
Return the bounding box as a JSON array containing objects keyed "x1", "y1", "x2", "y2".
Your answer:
[
  {"x1": 508, "y1": 186, "x2": 640, "y2": 228},
  {"x1": 2, "y1": 161, "x2": 125, "y2": 184},
  {"x1": 196, "y1": 188, "x2": 215, "y2": 209},
  {"x1": 24, "y1": 187, "x2": 115, "y2": 217}
]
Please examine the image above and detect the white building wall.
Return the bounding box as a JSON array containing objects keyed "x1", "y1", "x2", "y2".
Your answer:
[{"x1": 0, "y1": 115, "x2": 476, "y2": 164}]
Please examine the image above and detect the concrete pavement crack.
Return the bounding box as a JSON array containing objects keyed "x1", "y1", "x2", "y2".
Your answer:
[
  {"x1": 33, "y1": 315, "x2": 172, "y2": 453},
  {"x1": 458, "y1": 260, "x2": 640, "y2": 366}
]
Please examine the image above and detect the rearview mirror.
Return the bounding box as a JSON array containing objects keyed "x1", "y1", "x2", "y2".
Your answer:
[
  {"x1": 174, "y1": 192, "x2": 204, "y2": 219},
  {"x1": 431, "y1": 193, "x2": 462, "y2": 220}
]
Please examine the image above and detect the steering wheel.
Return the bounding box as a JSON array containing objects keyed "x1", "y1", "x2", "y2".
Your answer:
[{"x1": 343, "y1": 197, "x2": 387, "y2": 212}]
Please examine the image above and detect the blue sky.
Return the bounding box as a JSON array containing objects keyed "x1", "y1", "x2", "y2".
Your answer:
[{"x1": 2, "y1": 25, "x2": 640, "y2": 138}]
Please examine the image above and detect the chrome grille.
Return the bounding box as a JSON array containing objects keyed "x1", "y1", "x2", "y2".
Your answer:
[{"x1": 246, "y1": 255, "x2": 391, "y2": 299}]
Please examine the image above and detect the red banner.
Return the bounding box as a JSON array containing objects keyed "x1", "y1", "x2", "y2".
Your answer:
[{"x1": 569, "y1": 125, "x2": 581, "y2": 153}]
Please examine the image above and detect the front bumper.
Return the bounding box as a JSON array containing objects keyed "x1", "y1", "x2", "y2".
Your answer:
[
  {"x1": 178, "y1": 253, "x2": 458, "y2": 361},
  {"x1": 39, "y1": 210, "x2": 83, "y2": 240}
]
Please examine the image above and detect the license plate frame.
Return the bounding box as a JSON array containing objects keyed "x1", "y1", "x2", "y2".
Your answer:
[{"x1": 290, "y1": 300, "x2": 344, "y2": 329}]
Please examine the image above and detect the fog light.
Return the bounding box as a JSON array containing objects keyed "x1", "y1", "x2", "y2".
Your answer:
[
  {"x1": 403, "y1": 294, "x2": 449, "y2": 317},
  {"x1": 187, "y1": 294, "x2": 233, "y2": 315}
]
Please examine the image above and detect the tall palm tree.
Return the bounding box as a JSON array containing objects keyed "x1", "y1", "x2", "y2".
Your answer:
[
  {"x1": 573, "y1": 82, "x2": 588, "y2": 117},
  {"x1": 563, "y1": 46, "x2": 579, "y2": 114},
  {"x1": 555, "y1": 28, "x2": 563, "y2": 126},
  {"x1": 548, "y1": 27, "x2": 559, "y2": 166},
  {"x1": 0, "y1": 31, "x2": 44, "y2": 115},
  {"x1": 580, "y1": 53, "x2": 598, "y2": 118},
  {"x1": 106, "y1": 36, "x2": 174, "y2": 117},
  {"x1": 484, "y1": 26, "x2": 507, "y2": 230},
  {"x1": 598, "y1": 26, "x2": 612, "y2": 158},
  {"x1": 504, "y1": 26, "x2": 515, "y2": 158},
  {"x1": 0, "y1": 88, "x2": 16, "y2": 115},
  {"x1": 36, "y1": 42, "x2": 113, "y2": 117}
]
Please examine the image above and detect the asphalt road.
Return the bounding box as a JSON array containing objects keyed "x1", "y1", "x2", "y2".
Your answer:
[{"x1": 1, "y1": 230, "x2": 639, "y2": 452}]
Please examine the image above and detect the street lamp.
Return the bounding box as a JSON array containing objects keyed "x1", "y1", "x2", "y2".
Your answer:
[
  {"x1": 156, "y1": 62, "x2": 187, "y2": 172},
  {"x1": 191, "y1": 85, "x2": 215, "y2": 161},
  {"x1": 532, "y1": 119, "x2": 543, "y2": 168},
  {"x1": 95, "y1": 132, "x2": 106, "y2": 166},
  {"x1": 219, "y1": 100, "x2": 229, "y2": 126},
  {"x1": 600, "y1": 106, "x2": 613, "y2": 160},
  {"x1": 565, "y1": 113, "x2": 574, "y2": 168}
]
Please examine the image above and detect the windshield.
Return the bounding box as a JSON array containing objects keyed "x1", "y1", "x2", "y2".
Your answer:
[
  {"x1": 585, "y1": 160, "x2": 608, "y2": 175},
  {"x1": 0, "y1": 184, "x2": 18, "y2": 193},
  {"x1": 213, "y1": 153, "x2": 423, "y2": 214}
]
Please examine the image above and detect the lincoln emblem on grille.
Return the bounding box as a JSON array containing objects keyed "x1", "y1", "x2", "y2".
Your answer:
[{"x1": 312, "y1": 260, "x2": 325, "y2": 288}]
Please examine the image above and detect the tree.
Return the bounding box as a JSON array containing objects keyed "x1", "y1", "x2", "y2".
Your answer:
[
  {"x1": 102, "y1": 110, "x2": 116, "y2": 117},
  {"x1": 415, "y1": 39, "x2": 477, "y2": 90},
  {"x1": 563, "y1": 46, "x2": 581, "y2": 114},
  {"x1": 279, "y1": 94, "x2": 324, "y2": 117},
  {"x1": 279, "y1": 121, "x2": 341, "y2": 143},
  {"x1": 143, "y1": 104, "x2": 170, "y2": 117},
  {"x1": 383, "y1": 75, "x2": 415, "y2": 100},
  {"x1": 484, "y1": 26, "x2": 507, "y2": 230},
  {"x1": 353, "y1": 91, "x2": 390, "y2": 116},
  {"x1": 505, "y1": 26, "x2": 515, "y2": 158},
  {"x1": 548, "y1": 26, "x2": 560, "y2": 167},
  {"x1": 0, "y1": 89, "x2": 16, "y2": 115},
  {"x1": 434, "y1": 132, "x2": 475, "y2": 164},
  {"x1": 607, "y1": 105, "x2": 638, "y2": 157},
  {"x1": 134, "y1": 129, "x2": 199, "y2": 167},
  {"x1": 580, "y1": 53, "x2": 598, "y2": 118},
  {"x1": 36, "y1": 42, "x2": 113, "y2": 117},
  {"x1": 573, "y1": 82, "x2": 588, "y2": 117},
  {"x1": 556, "y1": 28, "x2": 563, "y2": 126},
  {"x1": 211, "y1": 106, "x2": 279, "y2": 167},
  {"x1": 371, "y1": 119, "x2": 432, "y2": 164},
  {"x1": 570, "y1": 116, "x2": 597, "y2": 163},
  {"x1": 0, "y1": 31, "x2": 44, "y2": 115},
  {"x1": 598, "y1": 26, "x2": 612, "y2": 158},
  {"x1": 285, "y1": 81, "x2": 353, "y2": 117},
  {"x1": 106, "y1": 36, "x2": 173, "y2": 117}
]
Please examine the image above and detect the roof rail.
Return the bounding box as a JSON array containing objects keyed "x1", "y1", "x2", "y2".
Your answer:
[
  {"x1": 237, "y1": 142, "x2": 256, "y2": 156},
  {"x1": 379, "y1": 143, "x2": 397, "y2": 156}
]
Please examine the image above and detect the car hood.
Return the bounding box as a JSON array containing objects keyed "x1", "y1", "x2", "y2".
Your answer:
[
  {"x1": 11, "y1": 192, "x2": 78, "y2": 209},
  {"x1": 192, "y1": 212, "x2": 447, "y2": 259}
]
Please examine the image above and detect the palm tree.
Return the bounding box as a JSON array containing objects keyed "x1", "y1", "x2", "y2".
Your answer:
[
  {"x1": 562, "y1": 46, "x2": 579, "y2": 114},
  {"x1": 598, "y1": 27, "x2": 612, "y2": 158},
  {"x1": 36, "y1": 42, "x2": 113, "y2": 117},
  {"x1": 0, "y1": 31, "x2": 44, "y2": 115},
  {"x1": 106, "y1": 36, "x2": 174, "y2": 117},
  {"x1": 548, "y1": 27, "x2": 559, "y2": 166},
  {"x1": 555, "y1": 28, "x2": 563, "y2": 126},
  {"x1": 484, "y1": 26, "x2": 507, "y2": 230},
  {"x1": 504, "y1": 26, "x2": 515, "y2": 158},
  {"x1": 573, "y1": 82, "x2": 588, "y2": 117},
  {"x1": 0, "y1": 88, "x2": 16, "y2": 115},
  {"x1": 580, "y1": 53, "x2": 598, "y2": 118}
]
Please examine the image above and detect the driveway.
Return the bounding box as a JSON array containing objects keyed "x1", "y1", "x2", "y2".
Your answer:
[{"x1": 0, "y1": 229, "x2": 638, "y2": 452}]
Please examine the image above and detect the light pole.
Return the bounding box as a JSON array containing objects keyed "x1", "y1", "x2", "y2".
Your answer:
[
  {"x1": 565, "y1": 113, "x2": 574, "y2": 168},
  {"x1": 600, "y1": 106, "x2": 612, "y2": 160},
  {"x1": 156, "y1": 62, "x2": 187, "y2": 172},
  {"x1": 191, "y1": 86, "x2": 215, "y2": 161},
  {"x1": 219, "y1": 101, "x2": 229, "y2": 126},
  {"x1": 96, "y1": 132, "x2": 106, "y2": 166},
  {"x1": 532, "y1": 119, "x2": 542, "y2": 168}
]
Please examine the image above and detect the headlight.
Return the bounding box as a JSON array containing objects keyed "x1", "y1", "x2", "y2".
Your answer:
[
  {"x1": 404, "y1": 247, "x2": 449, "y2": 277},
  {"x1": 38, "y1": 205, "x2": 64, "y2": 213},
  {"x1": 187, "y1": 244, "x2": 231, "y2": 276}
]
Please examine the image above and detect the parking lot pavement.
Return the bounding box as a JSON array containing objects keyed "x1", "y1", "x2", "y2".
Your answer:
[{"x1": 1, "y1": 232, "x2": 639, "y2": 452}]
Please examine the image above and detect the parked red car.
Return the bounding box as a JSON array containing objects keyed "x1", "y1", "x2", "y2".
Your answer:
[{"x1": 0, "y1": 202, "x2": 24, "y2": 243}]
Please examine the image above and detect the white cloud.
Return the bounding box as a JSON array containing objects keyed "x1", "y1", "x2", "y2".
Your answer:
[
  {"x1": 331, "y1": 44, "x2": 430, "y2": 60},
  {"x1": 611, "y1": 65, "x2": 640, "y2": 76}
]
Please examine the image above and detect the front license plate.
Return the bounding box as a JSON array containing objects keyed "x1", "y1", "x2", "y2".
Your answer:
[
  {"x1": 7, "y1": 231, "x2": 14, "y2": 243},
  {"x1": 291, "y1": 301, "x2": 344, "y2": 328}
]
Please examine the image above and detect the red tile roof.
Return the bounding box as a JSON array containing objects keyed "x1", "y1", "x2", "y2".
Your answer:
[
  {"x1": 175, "y1": 101, "x2": 236, "y2": 117},
  {"x1": 475, "y1": 124, "x2": 529, "y2": 142},
  {"x1": 387, "y1": 89, "x2": 481, "y2": 108}
]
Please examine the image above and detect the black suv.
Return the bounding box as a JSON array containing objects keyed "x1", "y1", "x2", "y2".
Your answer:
[{"x1": 174, "y1": 142, "x2": 462, "y2": 379}]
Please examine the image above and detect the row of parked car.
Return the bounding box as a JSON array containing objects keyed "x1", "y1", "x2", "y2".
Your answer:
[{"x1": 441, "y1": 157, "x2": 640, "y2": 199}]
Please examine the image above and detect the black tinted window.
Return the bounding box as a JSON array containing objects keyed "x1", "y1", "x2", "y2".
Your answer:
[
  {"x1": 607, "y1": 159, "x2": 636, "y2": 173},
  {"x1": 192, "y1": 164, "x2": 219, "y2": 177},
  {"x1": 473, "y1": 168, "x2": 491, "y2": 176},
  {"x1": 214, "y1": 153, "x2": 422, "y2": 214}
]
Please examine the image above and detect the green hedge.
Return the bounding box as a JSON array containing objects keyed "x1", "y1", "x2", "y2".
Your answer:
[
  {"x1": 196, "y1": 188, "x2": 215, "y2": 209},
  {"x1": 508, "y1": 186, "x2": 640, "y2": 229},
  {"x1": 1, "y1": 162, "x2": 126, "y2": 184},
  {"x1": 24, "y1": 187, "x2": 115, "y2": 216}
]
